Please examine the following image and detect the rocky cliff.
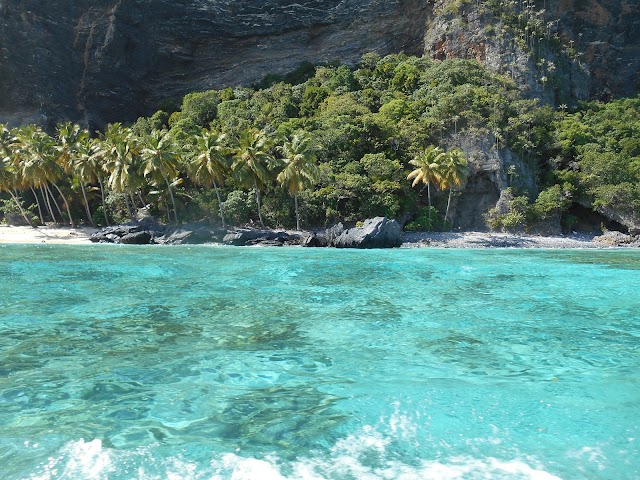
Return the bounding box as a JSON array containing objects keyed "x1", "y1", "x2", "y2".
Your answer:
[
  {"x1": 1, "y1": 0, "x2": 638, "y2": 128},
  {"x1": 0, "y1": 0, "x2": 428, "y2": 128}
]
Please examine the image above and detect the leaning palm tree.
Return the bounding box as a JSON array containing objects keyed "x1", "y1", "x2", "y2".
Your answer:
[
  {"x1": 0, "y1": 156, "x2": 33, "y2": 226},
  {"x1": 141, "y1": 129, "x2": 182, "y2": 224},
  {"x1": 231, "y1": 127, "x2": 276, "y2": 228},
  {"x1": 438, "y1": 148, "x2": 469, "y2": 229},
  {"x1": 407, "y1": 145, "x2": 446, "y2": 230},
  {"x1": 16, "y1": 125, "x2": 75, "y2": 226},
  {"x1": 0, "y1": 125, "x2": 33, "y2": 225},
  {"x1": 276, "y1": 132, "x2": 319, "y2": 231},
  {"x1": 189, "y1": 129, "x2": 231, "y2": 227}
]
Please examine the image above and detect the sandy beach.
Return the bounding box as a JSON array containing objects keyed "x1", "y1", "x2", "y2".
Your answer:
[
  {"x1": 0, "y1": 225, "x2": 99, "y2": 244},
  {"x1": 0, "y1": 224, "x2": 637, "y2": 248}
]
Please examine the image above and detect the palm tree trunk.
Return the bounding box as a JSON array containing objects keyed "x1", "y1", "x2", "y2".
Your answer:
[
  {"x1": 444, "y1": 188, "x2": 453, "y2": 230},
  {"x1": 294, "y1": 193, "x2": 300, "y2": 231},
  {"x1": 427, "y1": 181, "x2": 432, "y2": 232},
  {"x1": 30, "y1": 187, "x2": 45, "y2": 225},
  {"x1": 52, "y1": 182, "x2": 75, "y2": 227},
  {"x1": 164, "y1": 176, "x2": 178, "y2": 224},
  {"x1": 212, "y1": 179, "x2": 226, "y2": 228},
  {"x1": 98, "y1": 178, "x2": 110, "y2": 226},
  {"x1": 164, "y1": 200, "x2": 171, "y2": 224},
  {"x1": 253, "y1": 176, "x2": 265, "y2": 228},
  {"x1": 8, "y1": 189, "x2": 34, "y2": 227},
  {"x1": 80, "y1": 183, "x2": 95, "y2": 226},
  {"x1": 46, "y1": 184, "x2": 65, "y2": 223},
  {"x1": 124, "y1": 194, "x2": 134, "y2": 218},
  {"x1": 41, "y1": 185, "x2": 57, "y2": 223},
  {"x1": 129, "y1": 191, "x2": 137, "y2": 211}
]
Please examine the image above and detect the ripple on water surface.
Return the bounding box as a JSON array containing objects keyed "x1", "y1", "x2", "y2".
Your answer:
[{"x1": 0, "y1": 245, "x2": 638, "y2": 479}]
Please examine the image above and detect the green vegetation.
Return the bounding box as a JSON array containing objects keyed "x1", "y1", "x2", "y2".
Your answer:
[{"x1": 0, "y1": 53, "x2": 638, "y2": 232}]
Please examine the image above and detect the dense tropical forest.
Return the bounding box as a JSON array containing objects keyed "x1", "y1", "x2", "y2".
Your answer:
[{"x1": 1, "y1": 52, "x2": 639, "y2": 232}]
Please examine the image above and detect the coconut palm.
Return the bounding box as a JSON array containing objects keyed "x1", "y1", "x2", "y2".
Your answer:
[
  {"x1": 141, "y1": 129, "x2": 182, "y2": 224},
  {"x1": 3, "y1": 124, "x2": 46, "y2": 225},
  {"x1": 57, "y1": 122, "x2": 96, "y2": 225},
  {"x1": 231, "y1": 127, "x2": 276, "y2": 228},
  {"x1": 189, "y1": 129, "x2": 230, "y2": 227},
  {"x1": 16, "y1": 125, "x2": 75, "y2": 226},
  {"x1": 0, "y1": 126, "x2": 33, "y2": 226},
  {"x1": 276, "y1": 132, "x2": 319, "y2": 230},
  {"x1": 407, "y1": 145, "x2": 446, "y2": 230},
  {"x1": 94, "y1": 123, "x2": 141, "y2": 219},
  {"x1": 438, "y1": 148, "x2": 469, "y2": 228}
]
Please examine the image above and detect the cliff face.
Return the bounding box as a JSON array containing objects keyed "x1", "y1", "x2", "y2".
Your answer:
[
  {"x1": 0, "y1": 0, "x2": 429, "y2": 128},
  {"x1": 1, "y1": 0, "x2": 638, "y2": 128},
  {"x1": 424, "y1": 0, "x2": 639, "y2": 105}
]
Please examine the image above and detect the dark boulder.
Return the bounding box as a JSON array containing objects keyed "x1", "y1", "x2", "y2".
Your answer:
[
  {"x1": 158, "y1": 223, "x2": 228, "y2": 245},
  {"x1": 333, "y1": 217, "x2": 402, "y2": 249},
  {"x1": 90, "y1": 222, "x2": 165, "y2": 244},
  {"x1": 303, "y1": 223, "x2": 345, "y2": 247},
  {"x1": 120, "y1": 231, "x2": 153, "y2": 245},
  {"x1": 304, "y1": 218, "x2": 402, "y2": 248},
  {"x1": 224, "y1": 229, "x2": 304, "y2": 246}
]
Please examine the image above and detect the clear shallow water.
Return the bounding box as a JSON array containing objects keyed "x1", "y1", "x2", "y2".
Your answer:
[{"x1": 0, "y1": 245, "x2": 639, "y2": 480}]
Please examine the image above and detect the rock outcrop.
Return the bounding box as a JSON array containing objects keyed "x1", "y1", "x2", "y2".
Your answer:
[
  {"x1": 89, "y1": 217, "x2": 402, "y2": 247},
  {"x1": 305, "y1": 217, "x2": 402, "y2": 248}
]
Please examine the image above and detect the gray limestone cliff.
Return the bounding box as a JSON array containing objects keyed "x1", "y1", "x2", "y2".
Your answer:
[
  {"x1": 1, "y1": 0, "x2": 638, "y2": 128},
  {"x1": 0, "y1": 0, "x2": 428, "y2": 128}
]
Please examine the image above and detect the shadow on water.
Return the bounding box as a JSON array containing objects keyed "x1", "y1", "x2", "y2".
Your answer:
[{"x1": 216, "y1": 384, "x2": 347, "y2": 458}]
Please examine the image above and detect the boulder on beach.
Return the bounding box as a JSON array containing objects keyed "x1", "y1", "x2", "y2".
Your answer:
[
  {"x1": 304, "y1": 217, "x2": 402, "y2": 249},
  {"x1": 333, "y1": 217, "x2": 403, "y2": 248},
  {"x1": 223, "y1": 229, "x2": 303, "y2": 246}
]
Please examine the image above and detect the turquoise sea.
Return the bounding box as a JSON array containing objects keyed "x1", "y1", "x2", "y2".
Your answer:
[{"x1": 0, "y1": 244, "x2": 639, "y2": 479}]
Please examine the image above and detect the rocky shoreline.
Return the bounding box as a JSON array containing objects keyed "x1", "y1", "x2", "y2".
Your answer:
[
  {"x1": 87, "y1": 217, "x2": 640, "y2": 249},
  {"x1": 401, "y1": 231, "x2": 640, "y2": 249}
]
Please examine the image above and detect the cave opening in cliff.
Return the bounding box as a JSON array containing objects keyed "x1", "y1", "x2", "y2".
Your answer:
[{"x1": 565, "y1": 203, "x2": 628, "y2": 234}]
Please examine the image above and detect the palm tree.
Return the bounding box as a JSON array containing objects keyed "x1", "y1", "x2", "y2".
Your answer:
[
  {"x1": 231, "y1": 127, "x2": 276, "y2": 228},
  {"x1": 0, "y1": 125, "x2": 33, "y2": 225},
  {"x1": 276, "y1": 132, "x2": 319, "y2": 230},
  {"x1": 407, "y1": 145, "x2": 446, "y2": 230},
  {"x1": 16, "y1": 125, "x2": 75, "y2": 226},
  {"x1": 86, "y1": 137, "x2": 111, "y2": 226},
  {"x1": 141, "y1": 129, "x2": 182, "y2": 224},
  {"x1": 94, "y1": 123, "x2": 141, "y2": 219},
  {"x1": 57, "y1": 122, "x2": 96, "y2": 226},
  {"x1": 0, "y1": 139, "x2": 34, "y2": 226},
  {"x1": 189, "y1": 129, "x2": 230, "y2": 227},
  {"x1": 437, "y1": 148, "x2": 469, "y2": 229}
]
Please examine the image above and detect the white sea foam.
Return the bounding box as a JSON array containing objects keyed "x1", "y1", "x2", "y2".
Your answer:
[
  {"x1": 29, "y1": 429, "x2": 562, "y2": 480},
  {"x1": 31, "y1": 439, "x2": 113, "y2": 480}
]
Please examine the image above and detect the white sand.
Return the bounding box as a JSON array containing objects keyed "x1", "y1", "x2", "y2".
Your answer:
[{"x1": 0, "y1": 225, "x2": 98, "y2": 244}]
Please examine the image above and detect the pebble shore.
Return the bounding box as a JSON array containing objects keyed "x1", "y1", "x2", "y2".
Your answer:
[{"x1": 400, "y1": 231, "x2": 638, "y2": 249}]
